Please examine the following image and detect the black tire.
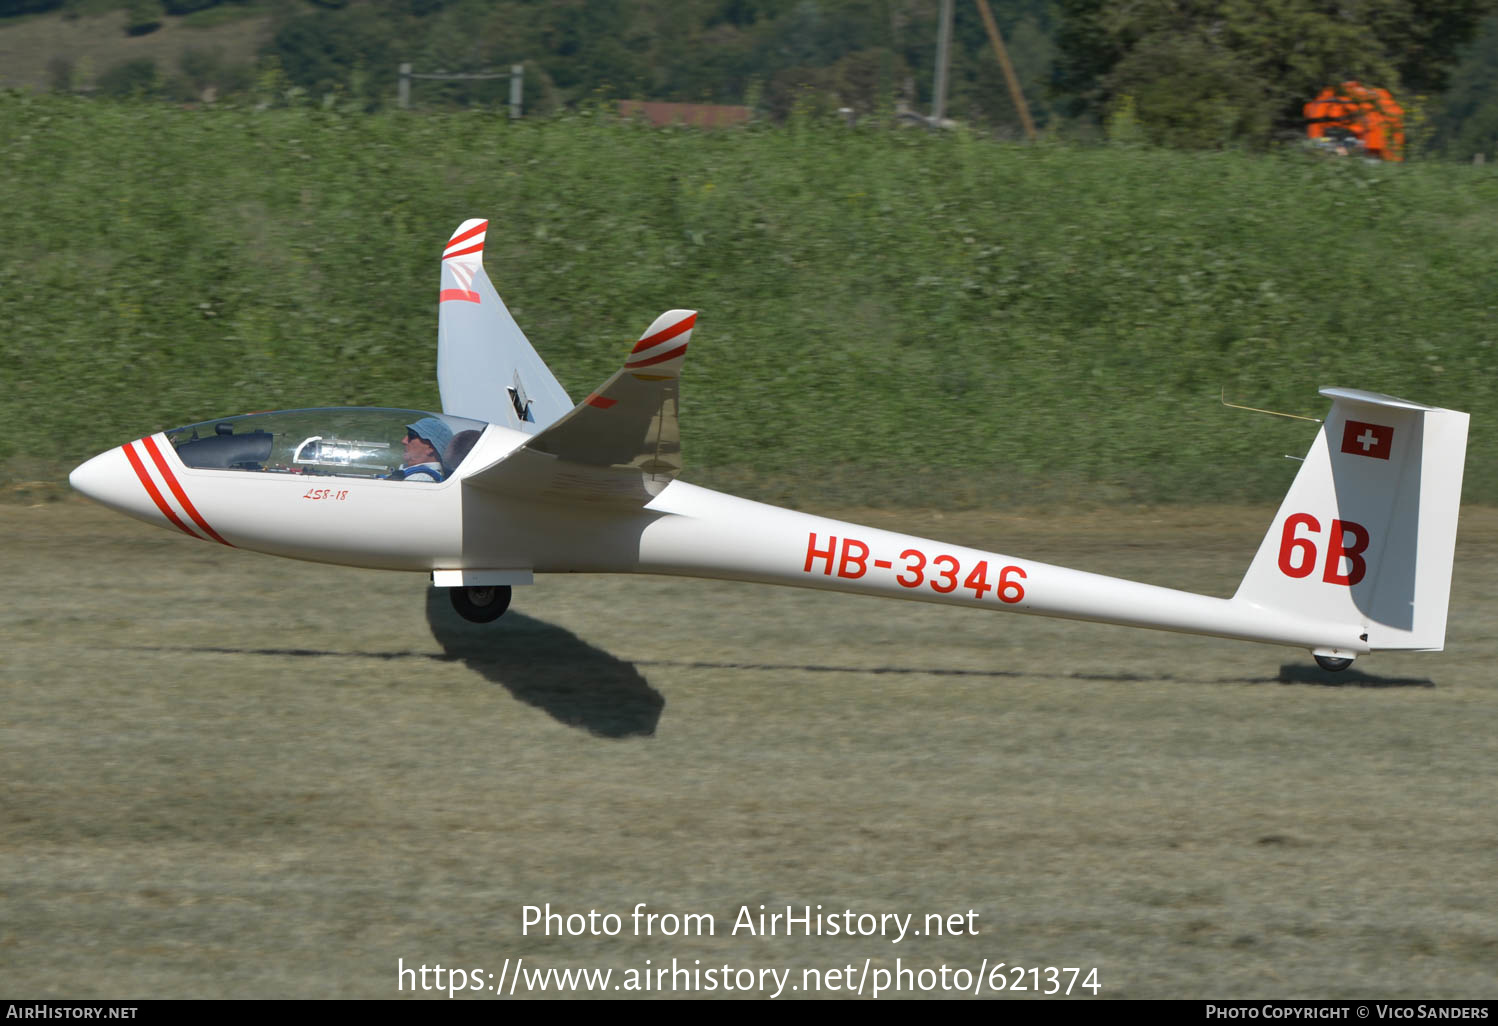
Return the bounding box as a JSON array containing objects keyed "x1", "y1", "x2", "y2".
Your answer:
[
  {"x1": 450, "y1": 585, "x2": 512, "y2": 623},
  {"x1": 1314, "y1": 654, "x2": 1353, "y2": 672}
]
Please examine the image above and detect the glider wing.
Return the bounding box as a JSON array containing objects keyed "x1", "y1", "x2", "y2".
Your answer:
[{"x1": 437, "y1": 219, "x2": 573, "y2": 432}]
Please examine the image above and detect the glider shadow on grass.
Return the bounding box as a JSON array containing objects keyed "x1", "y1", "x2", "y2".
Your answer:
[
  {"x1": 1271, "y1": 663, "x2": 1433, "y2": 688},
  {"x1": 124, "y1": 593, "x2": 665, "y2": 739},
  {"x1": 424, "y1": 587, "x2": 664, "y2": 738}
]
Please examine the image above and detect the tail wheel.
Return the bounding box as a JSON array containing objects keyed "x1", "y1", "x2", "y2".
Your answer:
[
  {"x1": 451, "y1": 585, "x2": 512, "y2": 623},
  {"x1": 1314, "y1": 654, "x2": 1353, "y2": 672}
]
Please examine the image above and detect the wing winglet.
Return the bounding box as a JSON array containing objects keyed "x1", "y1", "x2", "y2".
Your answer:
[
  {"x1": 439, "y1": 218, "x2": 487, "y2": 303},
  {"x1": 625, "y1": 310, "x2": 697, "y2": 373},
  {"x1": 436, "y1": 218, "x2": 573, "y2": 432}
]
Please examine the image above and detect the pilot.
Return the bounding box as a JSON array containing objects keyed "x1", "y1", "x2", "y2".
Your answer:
[{"x1": 392, "y1": 416, "x2": 454, "y2": 482}]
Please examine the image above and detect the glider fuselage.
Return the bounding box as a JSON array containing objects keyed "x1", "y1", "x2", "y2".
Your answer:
[{"x1": 68, "y1": 218, "x2": 1469, "y2": 671}]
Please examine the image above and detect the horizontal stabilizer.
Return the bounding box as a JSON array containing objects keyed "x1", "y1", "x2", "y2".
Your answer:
[{"x1": 461, "y1": 310, "x2": 698, "y2": 506}]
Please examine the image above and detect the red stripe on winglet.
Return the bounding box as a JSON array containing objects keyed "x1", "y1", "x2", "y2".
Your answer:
[
  {"x1": 444, "y1": 221, "x2": 488, "y2": 251},
  {"x1": 630, "y1": 313, "x2": 696, "y2": 353},
  {"x1": 585, "y1": 394, "x2": 618, "y2": 409},
  {"x1": 440, "y1": 289, "x2": 481, "y2": 303},
  {"x1": 122, "y1": 442, "x2": 202, "y2": 541},
  {"x1": 625, "y1": 342, "x2": 689, "y2": 368},
  {"x1": 442, "y1": 242, "x2": 485, "y2": 261},
  {"x1": 141, "y1": 435, "x2": 233, "y2": 547}
]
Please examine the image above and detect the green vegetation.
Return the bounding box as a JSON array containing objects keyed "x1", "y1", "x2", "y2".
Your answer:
[
  {"x1": 1437, "y1": 15, "x2": 1498, "y2": 160},
  {"x1": 1057, "y1": 0, "x2": 1495, "y2": 150},
  {"x1": 3, "y1": 93, "x2": 1496, "y2": 506},
  {"x1": 9, "y1": 0, "x2": 1498, "y2": 155},
  {"x1": 4, "y1": 0, "x2": 1065, "y2": 132}
]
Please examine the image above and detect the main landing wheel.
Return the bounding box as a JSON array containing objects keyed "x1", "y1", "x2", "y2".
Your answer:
[
  {"x1": 1314, "y1": 654, "x2": 1353, "y2": 673},
  {"x1": 451, "y1": 585, "x2": 512, "y2": 623}
]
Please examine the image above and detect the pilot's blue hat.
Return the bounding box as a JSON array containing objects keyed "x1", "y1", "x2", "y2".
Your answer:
[{"x1": 406, "y1": 416, "x2": 455, "y2": 464}]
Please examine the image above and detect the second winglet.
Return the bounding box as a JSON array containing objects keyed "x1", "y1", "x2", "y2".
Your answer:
[{"x1": 624, "y1": 310, "x2": 697, "y2": 375}]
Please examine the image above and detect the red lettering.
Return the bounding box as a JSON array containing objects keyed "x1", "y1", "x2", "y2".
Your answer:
[
  {"x1": 838, "y1": 537, "x2": 869, "y2": 579},
  {"x1": 804, "y1": 532, "x2": 837, "y2": 575},
  {"x1": 1322, "y1": 519, "x2": 1369, "y2": 586},
  {"x1": 897, "y1": 548, "x2": 925, "y2": 588},
  {"x1": 998, "y1": 565, "x2": 1026, "y2": 603},
  {"x1": 1277, "y1": 513, "x2": 1320, "y2": 579},
  {"x1": 930, "y1": 555, "x2": 959, "y2": 594},
  {"x1": 964, "y1": 560, "x2": 992, "y2": 599},
  {"x1": 1276, "y1": 513, "x2": 1372, "y2": 585}
]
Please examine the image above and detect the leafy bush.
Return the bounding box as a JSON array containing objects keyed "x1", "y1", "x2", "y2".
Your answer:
[
  {"x1": 95, "y1": 57, "x2": 159, "y2": 96},
  {"x1": 124, "y1": 0, "x2": 163, "y2": 36}
]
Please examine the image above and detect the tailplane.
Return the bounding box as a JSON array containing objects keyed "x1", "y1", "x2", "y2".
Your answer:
[
  {"x1": 437, "y1": 219, "x2": 573, "y2": 432},
  {"x1": 1233, "y1": 388, "x2": 1468, "y2": 653}
]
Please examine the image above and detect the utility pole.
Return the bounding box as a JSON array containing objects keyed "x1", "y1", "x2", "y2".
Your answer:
[
  {"x1": 931, "y1": 0, "x2": 953, "y2": 125},
  {"x1": 974, "y1": 0, "x2": 1036, "y2": 140}
]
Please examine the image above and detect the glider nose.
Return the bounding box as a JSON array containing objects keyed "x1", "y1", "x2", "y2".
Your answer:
[
  {"x1": 70, "y1": 438, "x2": 231, "y2": 545},
  {"x1": 70, "y1": 445, "x2": 141, "y2": 516}
]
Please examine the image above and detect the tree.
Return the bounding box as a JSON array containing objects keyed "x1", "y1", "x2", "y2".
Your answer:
[
  {"x1": 264, "y1": 6, "x2": 399, "y2": 101},
  {"x1": 1055, "y1": 0, "x2": 1498, "y2": 148},
  {"x1": 1434, "y1": 15, "x2": 1498, "y2": 158},
  {"x1": 0, "y1": 0, "x2": 63, "y2": 14}
]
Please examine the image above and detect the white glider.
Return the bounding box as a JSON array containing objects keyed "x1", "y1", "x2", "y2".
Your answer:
[{"x1": 71, "y1": 219, "x2": 1469, "y2": 672}]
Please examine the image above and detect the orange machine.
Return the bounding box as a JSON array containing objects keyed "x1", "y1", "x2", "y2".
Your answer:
[{"x1": 1305, "y1": 82, "x2": 1405, "y2": 161}]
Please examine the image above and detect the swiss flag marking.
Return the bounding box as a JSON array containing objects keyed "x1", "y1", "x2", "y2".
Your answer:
[{"x1": 1341, "y1": 420, "x2": 1394, "y2": 460}]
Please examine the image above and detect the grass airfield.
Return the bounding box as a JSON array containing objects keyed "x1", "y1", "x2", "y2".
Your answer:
[{"x1": 2, "y1": 500, "x2": 1495, "y2": 999}]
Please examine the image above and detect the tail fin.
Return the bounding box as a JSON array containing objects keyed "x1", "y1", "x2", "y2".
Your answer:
[
  {"x1": 1234, "y1": 388, "x2": 1468, "y2": 652},
  {"x1": 437, "y1": 219, "x2": 573, "y2": 432}
]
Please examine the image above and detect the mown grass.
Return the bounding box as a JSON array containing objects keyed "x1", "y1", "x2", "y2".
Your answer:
[
  {"x1": 3, "y1": 93, "x2": 1495, "y2": 505},
  {"x1": 4, "y1": 503, "x2": 1497, "y2": 998}
]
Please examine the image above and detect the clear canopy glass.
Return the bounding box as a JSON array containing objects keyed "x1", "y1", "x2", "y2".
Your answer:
[{"x1": 163, "y1": 408, "x2": 488, "y2": 481}]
